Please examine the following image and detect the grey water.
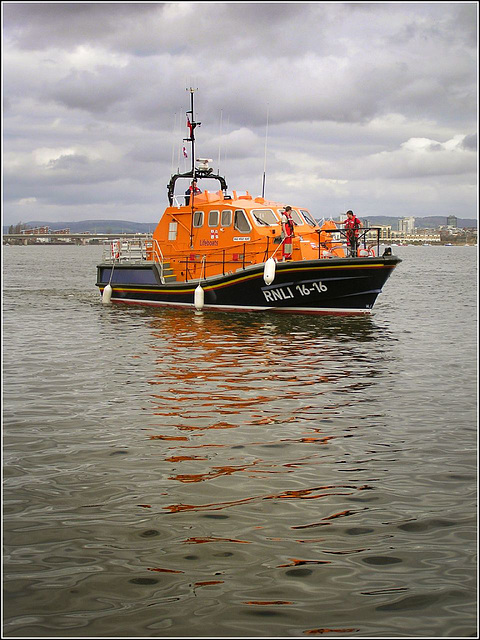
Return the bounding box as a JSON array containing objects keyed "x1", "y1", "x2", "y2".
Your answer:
[{"x1": 2, "y1": 244, "x2": 477, "y2": 638}]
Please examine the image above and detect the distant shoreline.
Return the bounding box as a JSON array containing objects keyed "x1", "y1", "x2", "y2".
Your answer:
[{"x1": 3, "y1": 215, "x2": 477, "y2": 236}]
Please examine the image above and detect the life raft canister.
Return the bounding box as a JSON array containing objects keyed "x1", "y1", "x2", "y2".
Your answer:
[
  {"x1": 319, "y1": 220, "x2": 336, "y2": 250},
  {"x1": 319, "y1": 220, "x2": 344, "y2": 257}
]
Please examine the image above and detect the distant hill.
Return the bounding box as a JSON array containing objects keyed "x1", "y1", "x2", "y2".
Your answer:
[
  {"x1": 3, "y1": 215, "x2": 477, "y2": 234},
  {"x1": 3, "y1": 219, "x2": 158, "y2": 234}
]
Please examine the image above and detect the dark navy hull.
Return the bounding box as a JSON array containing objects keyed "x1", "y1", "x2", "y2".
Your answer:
[{"x1": 96, "y1": 256, "x2": 401, "y2": 315}]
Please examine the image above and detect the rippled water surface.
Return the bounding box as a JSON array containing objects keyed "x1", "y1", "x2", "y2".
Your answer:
[{"x1": 3, "y1": 244, "x2": 477, "y2": 638}]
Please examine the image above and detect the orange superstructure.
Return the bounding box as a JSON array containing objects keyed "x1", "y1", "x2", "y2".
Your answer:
[{"x1": 151, "y1": 188, "x2": 345, "y2": 282}]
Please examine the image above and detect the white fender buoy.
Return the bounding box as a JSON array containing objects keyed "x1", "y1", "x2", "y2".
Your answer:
[
  {"x1": 102, "y1": 284, "x2": 113, "y2": 304},
  {"x1": 194, "y1": 284, "x2": 204, "y2": 311},
  {"x1": 263, "y1": 257, "x2": 276, "y2": 285}
]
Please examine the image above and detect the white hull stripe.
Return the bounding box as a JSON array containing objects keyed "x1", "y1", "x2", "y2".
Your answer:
[{"x1": 109, "y1": 297, "x2": 371, "y2": 315}]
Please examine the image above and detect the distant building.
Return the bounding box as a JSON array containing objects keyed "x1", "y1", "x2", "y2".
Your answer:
[
  {"x1": 365, "y1": 225, "x2": 392, "y2": 242},
  {"x1": 21, "y1": 226, "x2": 49, "y2": 235},
  {"x1": 447, "y1": 215, "x2": 458, "y2": 228},
  {"x1": 398, "y1": 217, "x2": 415, "y2": 233}
]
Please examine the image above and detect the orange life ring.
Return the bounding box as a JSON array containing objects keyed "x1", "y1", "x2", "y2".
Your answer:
[{"x1": 357, "y1": 246, "x2": 375, "y2": 257}]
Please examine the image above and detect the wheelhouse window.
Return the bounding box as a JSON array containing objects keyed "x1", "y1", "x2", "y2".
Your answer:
[
  {"x1": 193, "y1": 211, "x2": 204, "y2": 227},
  {"x1": 234, "y1": 210, "x2": 251, "y2": 233},
  {"x1": 168, "y1": 221, "x2": 178, "y2": 241},
  {"x1": 251, "y1": 209, "x2": 279, "y2": 226},
  {"x1": 208, "y1": 210, "x2": 219, "y2": 227},
  {"x1": 221, "y1": 210, "x2": 232, "y2": 227},
  {"x1": 277, "y1": 208, "x2": 304, "y2": 226},
  {"x1": 300, "y1": 209, "x2": 317, "y2": 227}
]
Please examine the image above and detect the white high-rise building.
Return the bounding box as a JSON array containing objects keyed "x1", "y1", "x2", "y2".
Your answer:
[
  {"x1": 398, "y1": 217, "x2": 416, "y2": 233},
  {"x1": 447, "y1": 215, "x2": 458, "y2": 228}
]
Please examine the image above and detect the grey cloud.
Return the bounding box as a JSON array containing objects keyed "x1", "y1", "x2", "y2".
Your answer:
[
  {"x1": 43, "y1": 68, "x2": 133, "y2": 113},
  {"x1": 3, "y1": 3, "x2": 160, "y2": 49},
  {"x1": 461, "y1": 133, "x2": 477, "y2": 151},
  {"x1": 4, "y1": 3, "x2": 477, "y2": 129},
  {"x1": 2, "y1": 2, "x2": 477, "y2": 224}
]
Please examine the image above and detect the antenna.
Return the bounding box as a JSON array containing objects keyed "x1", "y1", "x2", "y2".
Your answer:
[
  {"x1": 170, "y1": 111, "x2": 177, "y2": 176},
  {"x1": 224, "y1": 115, "x2": 230, "y2": 175},
  {"x1": 217, "y1": 109, "x2": 223, "y2": 172},
  {"x1": 262, "y1": 105, "x2": 269, "y2": 198}
]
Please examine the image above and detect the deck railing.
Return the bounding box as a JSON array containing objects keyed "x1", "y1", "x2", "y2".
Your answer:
[
  {"x1": 103, "y1": 228, "x2": 383, "y2": 282},
  {"x1": 320, "y1": 227, "x2": 381, "y2": 257},
  {"x1": 102, "y1": 239, "x2": 148, "y2": 262}
]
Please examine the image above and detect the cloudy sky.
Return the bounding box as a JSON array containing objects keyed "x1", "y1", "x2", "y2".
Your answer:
[{"x1": 2, "y1": 2, "x2": 478, "y2": 225}]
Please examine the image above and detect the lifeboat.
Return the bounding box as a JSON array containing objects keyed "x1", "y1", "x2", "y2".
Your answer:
[{"x1": 96, "y1": 90, "x2": 401, "y2": 315}]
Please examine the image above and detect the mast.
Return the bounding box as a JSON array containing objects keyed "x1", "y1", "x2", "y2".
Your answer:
[
  {"x1": 166, "y1": 89, "x2": 228, "y2": 211},
  {"x1": 185, "y1": 87, "x2": 200, "y2": 182},
  {"x1": 185, "y1": 88, "x2": 200, "y2": 248},
  {"x1": 262, "y1": 105, "x2": 269, "y2": 198}
]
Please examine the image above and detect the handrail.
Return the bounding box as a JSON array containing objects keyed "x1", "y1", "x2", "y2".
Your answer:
[
  {"x1": 182, "y1": 236, "x2": 271, "y2": 282},
  {"x1": 167, "y1": 170, "x2": 228, "y2": 205},
  {"x1": 320, "y1": 227, "x2": 381, "y2": 256},
  {"x1": 102, "y1": 238, "x2": 149, "y2": 262},
  {"x1": 145, "y1": 238, "x2": 165, "y2": 283},
  {"x1": 102, "y1": 238, "x2": 166, "y2": 282},
  {"x1": 171, "y1": 195, "x2": 188, "y2": 208}
]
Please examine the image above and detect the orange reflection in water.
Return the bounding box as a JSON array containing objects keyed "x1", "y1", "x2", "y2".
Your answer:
[
  {"x1": 294, "y1": 538, "x2": 326, "y2": 544},
  {"x1": 169, "y1": 460, "x2": 291, "y2": 483},
  {"x1": 164, "y1": 484, "x2": 367, "y2": 514},
  {"x1": 164, "y1": 496, "x2": 257, "y2": 514},
  {"x1": 291, "y1": 508, "x2": 363, "y2": 529},
  {"x1": 174, "y1": 421, "x2": 239, "y2": 432},
  {"x1": 146, "y1": 312, "x2": 346, "y2": 422},
  {"x1": 322, "y1": 508, "x2": 358, "y2": 520},
  {"x1": 304, "y1": 629, "x2": 359, "y2": 635},
  {"x1": 277, "y1": 558, "x2": 331, "y2": 567},
  {"x1": 266, "y1": 486, "x2": 357, "y2": 501},
  {"x1": 142, "y1": 312, "x2": 381, "y2": 532},
  {"x1": 147, "y1": 567, "x2": 184, "y2": 574},
  {"x1": 165, "y1": 455, "x2": 207, "y2": 462}
]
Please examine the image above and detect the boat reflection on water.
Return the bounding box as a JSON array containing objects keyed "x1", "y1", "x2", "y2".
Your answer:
[
  {"x1": 147, "y1": 306, "x2": 388, "y2": 344},
  {"x1": 139, "y1": 307, "x2": 395, "y2": 517}
]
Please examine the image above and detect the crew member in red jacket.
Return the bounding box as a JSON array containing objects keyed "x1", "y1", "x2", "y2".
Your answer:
[
  {"x1": 281, "y1": 206, "x2": 295, "y2": 260},
  {"x1": 344, "y1": 210, "x2": 362, "y2": 257},
  {"x1": 185, "y1": 179, "x2": 202, "y2": 206}
]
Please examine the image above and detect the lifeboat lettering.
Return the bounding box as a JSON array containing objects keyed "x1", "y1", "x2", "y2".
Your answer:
[
  {"x1": 296, "y1": 281, "x2": 328, "y2": 295},
  {"x1": 262, "y1": 286, "x2": 294, "y2": 302}
]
